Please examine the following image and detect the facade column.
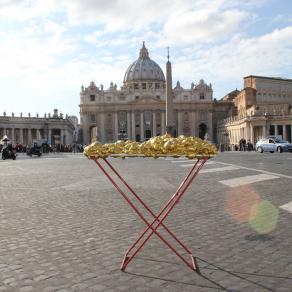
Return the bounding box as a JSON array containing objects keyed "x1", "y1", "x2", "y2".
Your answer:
[
  {"x1": 161, "y1": 111, "x2": 165, "y2": 134},
  {"x1": 82, "y1": 114, "x2": 89, "y2": 145},
  {"x1": 152, "y1": 111, "x2": 157, "y2": 137},
  {"x1": 131, "y1": 112, "x2": 136, "y2": 141},
  {"x1": 262, "y1": 125, "x2": 266, "y2": 139},
  {"x1": 114, "y1": 112, "x2": 118, "y2": 141},
  {"x1": 127, "y1": 112, "x2": 131, "y2": 140},
  {"x1": 246, "y1": 123, "x2": 250, "y2": 142},
  {"x1": 140, "y1": 111, "x2": 144, "y2": 141},
  {"x1": 250, "y1": 124, "x2": 254, "y2": 145},
  {"x1": 100, "y1": 113, "x2": 105, "y2": 143},
  {"x1": 3, "y1": 127, "x2": 7, "y2": 136},
  {"x1": 191, "y1": 112, "x2": 196, "y2": 136},
  {"x1": 274, "y1": 124, "x2": 278, "y2": 136},
  {"x1": 208, "y1": 111, "x2": 213, "y2": 141},
  {"x1": 177, "y1": 111, "x2": 183, "y2": 136},
  {"x1": 283, "y1": 124, "x2": 287, "y2": 141}
]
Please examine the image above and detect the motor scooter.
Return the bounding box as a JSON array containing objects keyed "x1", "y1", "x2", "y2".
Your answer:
[
  {"x1": 1, "y1": 146, "x2": 16, "y2": 160},
  {"x1": 26, "y1": 145, "x2": 42, "y2": 157}
]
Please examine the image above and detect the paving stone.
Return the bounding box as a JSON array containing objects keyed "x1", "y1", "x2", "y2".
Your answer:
[{"x1": 0, "y1": 154, "x2": 291, "y2": 291}]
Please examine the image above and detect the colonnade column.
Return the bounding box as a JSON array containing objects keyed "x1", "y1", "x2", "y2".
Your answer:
[
  {"x1": 127, "y1": 112, "x2": 131, "y2": 140},
  {"x1": 28, "y1": 129, "x2": 32, "y2": 145},
  {"x1": 161, "y1": 111, "x2": 165, "y2": 134},
  {"x1": 60, "y1": 129, "x2": 63, "y2": 144},
  {"x1": 140, "y1": 112, "x2": 144, "y2": 141},
  {"x1": 48, "y1": 129, "x2": 52, "y2": 144},
  {"x1": 20, "y1": 128, "x2": 23, "y2": 145},
  {"x1": 131, "y1": 112, "x2": 136, "y2": 141},
  {"x1": 283, "y1": 125, "x2": 287, "y2": 141},
  {"x1": 11, "y1": 128, "x2": 15, "y2": 144},
  {"x1": 275, "y1": 124, "x2": 278, "y2": 136},
  {"x1": 152, "y1": 111, "x2": 157, "y2": 137}
]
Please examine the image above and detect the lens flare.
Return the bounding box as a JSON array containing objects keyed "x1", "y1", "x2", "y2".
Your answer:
[
  {"x1": 249, "y1": 200, "x2": 279, "y2": 234},
  {"x1": 224, "y1": 186, "x2": 260, "y2": 223}
]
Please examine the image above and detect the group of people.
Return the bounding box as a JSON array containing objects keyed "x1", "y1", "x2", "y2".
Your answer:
[
  {"x1": 1, "y1": 143, "x2": 85, "y2": 154},
  {"x1": 238, "y1": 138, "x2": 253, "y2": 151}
]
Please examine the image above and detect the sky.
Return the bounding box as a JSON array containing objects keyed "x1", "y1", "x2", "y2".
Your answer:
[{"x1": 0, "y1": 0, "x2": 292, "y2": 119}]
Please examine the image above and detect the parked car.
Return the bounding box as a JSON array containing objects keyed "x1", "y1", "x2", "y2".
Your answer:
[{"x1": 256, "y1": 138, "x2": 292, "y2": 153}]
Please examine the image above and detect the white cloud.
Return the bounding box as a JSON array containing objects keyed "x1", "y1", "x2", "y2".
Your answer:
[
  {"x1": 160, "y1": 9, "x2": 248, "y2": 45},
  {"x1": 171, "y1": 26, "x2": 292, "y2": 92}
]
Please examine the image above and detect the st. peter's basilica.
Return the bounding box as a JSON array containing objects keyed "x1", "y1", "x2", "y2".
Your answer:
[{"x1": 79, "y1": 42, "x2": 215, "y2": 144}]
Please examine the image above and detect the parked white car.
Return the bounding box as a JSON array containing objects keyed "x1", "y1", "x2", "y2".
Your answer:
[{"x1": 256, "y1": 138, "x2": 292, "y2": 153}]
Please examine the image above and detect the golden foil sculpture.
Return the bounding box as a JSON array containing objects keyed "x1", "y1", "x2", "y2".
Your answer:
[{"x1": 84, "y1": 134, "x2": 217, "y2": 159}]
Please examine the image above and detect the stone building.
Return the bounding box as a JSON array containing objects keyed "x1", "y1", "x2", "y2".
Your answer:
[
  {"x1": 0, "y1": 109, "x2": 76, "y2": 146},
  {"x1": 79, "y1": 42, "x2": 214, "y2": 144},
  {"x1": 217, "y1": 76, "x2": 292, "y2": 147}
]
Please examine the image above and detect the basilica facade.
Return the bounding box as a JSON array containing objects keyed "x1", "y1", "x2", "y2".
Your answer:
[{"x1": 79, "y1": 43, "x2": 214, "y2": 144}]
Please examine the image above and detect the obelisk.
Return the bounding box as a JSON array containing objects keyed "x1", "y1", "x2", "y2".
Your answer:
[{"x1": 166, "y1": 47, "x2": 174, "y2": 136}]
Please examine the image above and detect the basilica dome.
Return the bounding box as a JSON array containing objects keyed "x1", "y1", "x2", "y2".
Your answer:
[{"x1": 123, "y1": 42, "x2": 165, "y2": 84}]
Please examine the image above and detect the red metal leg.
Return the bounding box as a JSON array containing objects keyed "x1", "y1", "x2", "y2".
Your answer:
[
  {"x1": 103, "y1": 158, "x2": 196, "y2": 255},
  {"x1": 120, "y1": 158, "x2": 207, "y2": 271},
  {"x1": 94, "y1": 158, "x2": 197, "y2": 270},
  {"x1": 92, "y1": 157, "x2": 208, "y2": 272}
]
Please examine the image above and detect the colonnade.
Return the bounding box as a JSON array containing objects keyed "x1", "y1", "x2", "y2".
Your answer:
[
  {"x1": 217, "y1": 123, "x2": 292, "y2": 146},
  {"x1": 0, "y1": 127, "x2": 69, "y2": 145}
]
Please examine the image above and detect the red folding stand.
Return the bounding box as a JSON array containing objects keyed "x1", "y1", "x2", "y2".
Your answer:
[{"x1": 91, "y1": 156, "x2": 208, "y2": 272}]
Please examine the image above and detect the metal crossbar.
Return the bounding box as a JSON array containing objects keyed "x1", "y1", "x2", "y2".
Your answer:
[{"x1": 92, "y1": 157, "x2": 208, "y2": 272}]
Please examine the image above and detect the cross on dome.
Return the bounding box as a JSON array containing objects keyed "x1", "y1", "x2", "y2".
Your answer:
[{"x1": 139, "y1": 41, "x2": 149, "y2": 59}]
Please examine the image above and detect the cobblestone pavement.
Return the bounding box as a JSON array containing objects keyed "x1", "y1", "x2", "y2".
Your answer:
[{"x1": 0, "y1": 152, "x2": 291, "y2": 291}]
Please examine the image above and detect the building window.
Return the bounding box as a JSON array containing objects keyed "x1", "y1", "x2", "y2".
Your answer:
[
  {"x1": 119, "y1": 95, "x2": 125, "y2": 101},
  {"x1": 135, "y1": 96, "x2": 139, "y2": 100},
  {"x1": 90, "y1": 95, "x2": 95, "y2": 101},
  {"x1": 90, "y1": 114, "x2": 96, "y2": 122},
  {"x1": 156, "y1": 95, "x2": 160, "y2": 99},
  {"x1": 184, "y1": 95, "x2": 188, "y2": 100},
  {"x1": 155, "y1": 83, "x2": 160, "y2": 89},
  {"x1": 200, "y1": 111, "x2": 206, "y2": 121},
  {"x1": 142, "y1": 83, "x2": 146, "y2": 89},
  {"x1": 134, "y1": 83, "x2": 139, "y2": 89},
  {"x1": 200, "y1": 93, "x2": 205, "y2": 100},
  {"x1": 106, "y1": 96, "x2": 111, "y2": 102}
]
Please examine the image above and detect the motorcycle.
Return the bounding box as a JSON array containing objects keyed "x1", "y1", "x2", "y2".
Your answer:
[
  {"x1": 1, "y1": 146, "x2": 16, "y2": 160},
  {"x1": 26, "y1": 145, "x2": 42, "y2": 157}
]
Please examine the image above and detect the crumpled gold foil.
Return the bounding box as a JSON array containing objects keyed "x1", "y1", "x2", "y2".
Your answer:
[{"x1": 84, "y1": 134, "x2": 217, "y2": 159}]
